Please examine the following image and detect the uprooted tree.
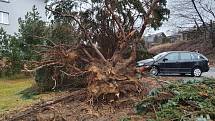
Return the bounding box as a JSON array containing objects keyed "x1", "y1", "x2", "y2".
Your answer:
[{"x1": 27, "y1": 0, "x2": 169, "y2": 102}]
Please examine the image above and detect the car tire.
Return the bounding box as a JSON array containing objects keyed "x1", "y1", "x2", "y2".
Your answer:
[
  {"x1": 191, "y1": 67, "x2": 202, "y2": 77},
  {"x1": 150, "y1": 66, "x2": 159, "y2": 76}
]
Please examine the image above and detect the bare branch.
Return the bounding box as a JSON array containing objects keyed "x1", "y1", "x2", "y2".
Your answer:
[
  {"x1": 199, "y1": 0, "x2": 215, "y2": 19},
  {"x1": 191, "y1": 0, "x2": 207, "y2": 28}
]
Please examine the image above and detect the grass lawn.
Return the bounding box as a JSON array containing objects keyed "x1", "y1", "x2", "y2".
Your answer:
[{"x1": 0, "y1": 77, "x2": 51, "y2": 113}]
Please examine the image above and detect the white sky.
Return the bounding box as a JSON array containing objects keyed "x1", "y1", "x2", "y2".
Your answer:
[
  {"x1": 145, "y1": 0, "x2": 182, "y2": 36},
  {"x1": 47, "y1": 0, "x2": 214, "y2": 36},
  {"x1": 145, "y1": 0, "x2": 215, "y2": 36}
]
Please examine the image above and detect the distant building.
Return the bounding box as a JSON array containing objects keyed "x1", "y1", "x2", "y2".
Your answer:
[
  {"x1": 0, "y1": 0, "x2": 46, "y2": 34},
  {"x1": 144, "y1": 32, "x2": 167, "y2": 48},
  {"x1": 167, "y1": 33, "x2": 183, "y2": 42},
  {"x1": 145, "y1": 32, "x2": 165, "y2": 42},
  {"x1": 145, "y1": 21, "x2": 215, "y2": 49}
]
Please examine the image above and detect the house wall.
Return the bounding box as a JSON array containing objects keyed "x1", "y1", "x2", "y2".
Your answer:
[{"x1": 0, "y1": 0, "x2": 46, "y2": 35}]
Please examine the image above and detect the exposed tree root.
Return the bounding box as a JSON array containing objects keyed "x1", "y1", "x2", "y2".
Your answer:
[{"x1": 22, "y1": 0, "x2": 167, "y2": 111}]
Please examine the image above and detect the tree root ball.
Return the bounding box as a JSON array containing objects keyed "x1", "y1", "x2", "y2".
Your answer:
[{"x1": 35, "y1": 66, "x2": 88, "y2": 91}]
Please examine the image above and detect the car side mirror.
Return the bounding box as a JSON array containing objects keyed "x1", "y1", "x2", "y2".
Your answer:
[{"x1": 163, "y1": 58, "x2": 168, "y2": 62}]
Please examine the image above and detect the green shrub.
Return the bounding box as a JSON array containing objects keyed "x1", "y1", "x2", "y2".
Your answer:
[
  {"x1": 0, "y1": 6, "x2": 48, "y2": 76},
  {"x1": 136, "y1": 79, "x2": 215, "y2": 120},
  {"x1": 0, "y1": 28, "x2": 23, "y2": 76}
]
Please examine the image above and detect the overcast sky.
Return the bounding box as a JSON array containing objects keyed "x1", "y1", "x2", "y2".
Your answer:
[
  {"x1": 47, "y1": 0, "x2": 214, "y2": 36},
  {"x1": 145, "y1": 0, "x2": 215, "y2": 36},
  {"x1": 145, "y1": 0, "x2": 183, "y2": 36}
]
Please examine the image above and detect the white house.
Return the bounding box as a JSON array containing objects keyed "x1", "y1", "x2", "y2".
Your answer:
[{"x1": 0, "y1": 0, "x2": 46, "y2": 34}]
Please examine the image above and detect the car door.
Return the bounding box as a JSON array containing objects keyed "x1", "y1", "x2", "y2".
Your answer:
[
  {"x1": 178, "y1": 52, "x2": 194, "y2": 73},
  {"x1": 159, "y1": 52, "x2": 180, "y2": 73}
]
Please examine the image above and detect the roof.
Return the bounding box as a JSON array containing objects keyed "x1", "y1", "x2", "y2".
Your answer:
[{"x1": 164, "y1": 51, "x2": 202, "y2": 55}]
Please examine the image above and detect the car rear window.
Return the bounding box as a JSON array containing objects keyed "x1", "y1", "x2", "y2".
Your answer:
[
  {"x1": 191, "y1": 53, "x2": 207, "y2": 60},
  {"x1": 180, "y1": 53, "x2": 192, "y2": 60}
]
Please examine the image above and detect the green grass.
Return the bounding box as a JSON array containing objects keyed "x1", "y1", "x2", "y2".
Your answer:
[{"x1": 0, "y1": 77, "x2": 41, "y2": 113}]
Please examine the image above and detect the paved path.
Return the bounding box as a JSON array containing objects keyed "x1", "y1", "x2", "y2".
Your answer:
[
  {"x1": 158, "y1": 67, "x2": 215, "y2": 81},
  {"x1": 202, "y1": 67, "x2": 215, "y2": 78}
]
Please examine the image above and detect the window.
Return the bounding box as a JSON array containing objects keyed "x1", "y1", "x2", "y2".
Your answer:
[
  {"x1": 165, "y1": 53, "x2": 179, "y2": 61},
  {"x1": 191, "y1": 53, "x2": 207, "y2": 60},
  {"x1": 191, "y1": 53, "x2": 198, "y2": 60},
  {"x1": 153, "y1": 52, "x2": 167, "y2": 60},
  {"x1": 0, "y1": 0, "x2": 9, "y2": 2},
  {"x1": 180, "y1": 52, "x2": 192, "y2": 60},
  {"x1": 0, "y1": 12, "x2": 9, "y2": 24},
  {"x1": 198, "y1": 54, "x2": 207, "y2": 60}
]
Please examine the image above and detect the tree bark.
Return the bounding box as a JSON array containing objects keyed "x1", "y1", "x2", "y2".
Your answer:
[
  {"x1": 45, "y1": 6, "x2": 108, "y2": 63},
  {"x1": 139, "y1": 0, "x2": 160, "y2": 37}
]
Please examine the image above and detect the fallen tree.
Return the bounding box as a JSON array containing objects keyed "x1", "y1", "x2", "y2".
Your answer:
[{"x1": 26, "y1": 0, "x2": 170, "y2": 103}]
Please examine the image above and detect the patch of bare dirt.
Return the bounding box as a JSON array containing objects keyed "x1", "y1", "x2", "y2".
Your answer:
[
  {"x1": 0, "y1": 77, "x2": 173, "y2": 121},
  {"x1": 0, "y1": 90, "x2": 140, "y2": 121}
]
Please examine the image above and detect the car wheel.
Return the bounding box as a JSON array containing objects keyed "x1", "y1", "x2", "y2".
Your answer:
[
  {"x1": 192, "y1": 67, "x2": 202, "y2": 77},
  {"x1": 150, "y1": 66, "x2": 159, "y2": 76}
]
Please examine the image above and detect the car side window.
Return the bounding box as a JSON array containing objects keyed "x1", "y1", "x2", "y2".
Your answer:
[
  {"x1": 191, "y1": 53, "x2": 198, "y2": 60},
  {"x1": 180, "y1": 52, "x2": 192, "y2": 60},
  {"x1": 165, "y1": 53, "x2": 179, "y2": 61}
]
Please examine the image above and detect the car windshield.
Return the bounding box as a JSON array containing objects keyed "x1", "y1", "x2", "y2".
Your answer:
[{"x1": 153, "y1": 52, "x2": 167, "y2": 60}]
